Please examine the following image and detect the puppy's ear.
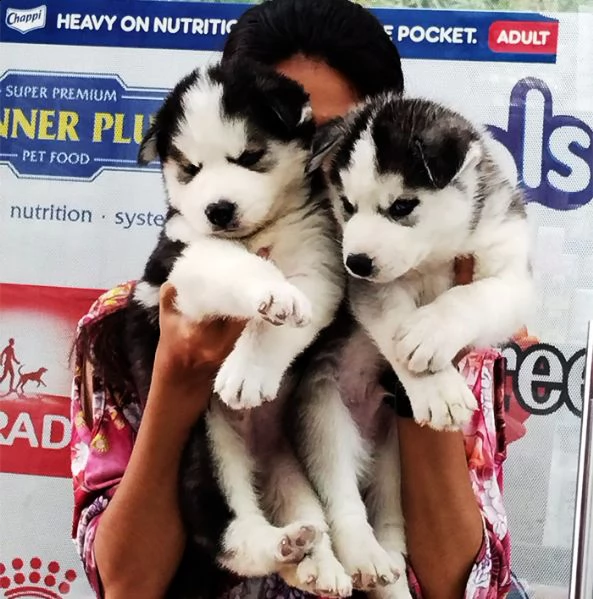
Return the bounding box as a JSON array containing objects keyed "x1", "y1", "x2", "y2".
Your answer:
[
  {"x1": 413, "y1": 133, "x2": 481, "y2": 190},
  {"x1": 455, "y1": 141, "x2": 482, "y2": 178},
  {"x1": 251, "y1": 65, "x2": 314, "y2": 136},
  {"x1": 306, "y1": 118, "x2": 346, "y2": 174},
  {"x1": 138, "y1": 121, "x2": 158, "y2": 165},
  {"x1": 220, "y1": 59, "x2": 313, "y2": 138},
  {"x1": 266, "y1": 94, "x2": 313, "y2": 134}
]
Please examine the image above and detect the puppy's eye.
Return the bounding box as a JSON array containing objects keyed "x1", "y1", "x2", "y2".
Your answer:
[
  {"x1": 341, "y1": 196, "x2": 356, "y2": 216},
  {"x1": 388, "y1": 198, "x2": 419, "y2": 219},
  {"x1": 234, "y1": 149, "x2": 265, "y2": 169},
  {"x1": 182, "y1": 162, "x2": 202, "y2": 178}
]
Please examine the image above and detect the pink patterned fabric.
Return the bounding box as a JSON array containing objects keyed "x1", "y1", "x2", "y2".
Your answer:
[{"x1": 70, "y1": 283, "x2": 512, "y2": 598}]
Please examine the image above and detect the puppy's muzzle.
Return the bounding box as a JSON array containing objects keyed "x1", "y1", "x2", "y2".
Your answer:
[
  {"x1": 346, "y1": 253, "x2": 374, "y2": 278},
  {"x1": 206, "y1": 200, "x2": 237, "y2": 229}
]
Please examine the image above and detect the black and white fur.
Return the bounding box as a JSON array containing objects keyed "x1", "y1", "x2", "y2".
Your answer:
[
  {"x1": 125, "y1": 61, "x2": 350, "y2": 597},
  {"x1": 291, "y1": 95, "x2": 532, "y2": 599},
  {"x1": 311, "y1": 94, "x2": 532, "y2": 429}
]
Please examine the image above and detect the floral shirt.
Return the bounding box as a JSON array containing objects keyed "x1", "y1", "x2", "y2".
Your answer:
[{"x1": 71, "y1": 282, "x2": 513, "y2": 598}]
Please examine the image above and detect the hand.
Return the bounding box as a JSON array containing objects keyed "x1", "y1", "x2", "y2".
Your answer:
[
  {"x1": 451, "y1": 255, "x2": 474, "y2": 365},
  {"x1": 152, "y1": 283, "x2": 246, "y2": 404},
  {"x1": 453, "y1": 255, "x2": 474, "y2": 286}
]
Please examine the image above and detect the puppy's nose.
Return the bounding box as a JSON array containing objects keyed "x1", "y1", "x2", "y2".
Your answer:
[
  {"x1": 205, "y1": 200, "x2": 236, "y2": 228},
  {"x1": 346, "y1": 253, "x2": 374, "y2": 278}
]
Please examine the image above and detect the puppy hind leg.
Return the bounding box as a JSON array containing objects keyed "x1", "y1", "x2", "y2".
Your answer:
[
  {"x1": 298, "y1": 377, "x2": 399, "y2": 591},
  {"x1": 262, "y1": 447, "x2": 352, "y2": 598},
  {"x1": 366, "y1": 412, "x2": 412, "y2": 599},
  {"x1": 207, "y1": 404, "x2": 316, "y2": 578}
]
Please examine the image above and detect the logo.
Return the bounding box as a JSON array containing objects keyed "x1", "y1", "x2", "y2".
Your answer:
[
  {"x1": 5, "y1": 6, "x2": 47, "y2": 35},
  {"x1": 503, "y1": 342, "x2": 585, "y2": 417},
  {"x1": 487, "y1": 78, "x2": 593, "y2": 211},
  {"x1": 0, "y1": 333, "x2": 71, "y2": 478},
  {"x1": 0, "y1": 70, "x2": 164, "y2": 181},
  {"x1": 488, "y1": 20, "x2": 558, "y2": 55},
  {"x1": 0, "y1": 557, "x2": 77, "y2": 598}
]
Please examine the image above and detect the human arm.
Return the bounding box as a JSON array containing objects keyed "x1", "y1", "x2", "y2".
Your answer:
[
  {"x1": 398, "y1": 421, "x2": 483, "y2": 599},
  {"x1": 72, "y1": 283, "x2": 244, "y2": 599},
  {"x1": 396, "y1": 259, "x2": 512, "y2": 599}
]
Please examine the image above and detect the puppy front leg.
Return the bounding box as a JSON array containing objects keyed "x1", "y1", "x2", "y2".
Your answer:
[
  {"x1": 207, "y1": 403, "x2": 319, "y2": 577},
  {"x1": 394, "y1": 272, "x2": 532, "y2": 374},
  {"x1": 215, "y1": 318, "x2": 321, "y2": 409},
  {"x1": 215, "y1": 268, "x2": 339, "y2": 410},
  {"x1": 168, "y1": 238, "x2": 311, "y2": 326},
  {"x1": 356, "y1": 285, "x2": 477, "y2": 431},
  {"x1": 394, "y1": 228, "x2": 532, "y2": 375}
]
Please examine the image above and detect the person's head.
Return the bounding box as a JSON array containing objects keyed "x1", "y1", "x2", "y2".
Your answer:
[
  {"x1": 8, "y1": 338, "x2": 14, "y2": 346},
  {"x1": 222, "y1": 0, "x2": 404, "y2": 124}
]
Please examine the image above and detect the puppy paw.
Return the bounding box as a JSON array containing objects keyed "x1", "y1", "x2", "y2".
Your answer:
[
  {"x1": 333, "y1": 521, "x2": 401, "y2": 591},
  {"x1": 215, "y1": 349, "x2": 283, "y2": 409},
  {"x1": 394, "y1": 307, "x2": 468, "y2": 374},
  {"x1": 297, "y1": 551, "x2": 352, "y2": 597},
  {"x1": 252, "y1": 282, "x2": 312, "y2": 328},
  {"x1": 275, "y1": 522, "x2": 321, "y2": 564},
  {"x1": 220, "y1": 518, "x2": 320, "y2": 577},
  {"x1": 403, "y1": 368, "x2": 478, "y2": 431}
]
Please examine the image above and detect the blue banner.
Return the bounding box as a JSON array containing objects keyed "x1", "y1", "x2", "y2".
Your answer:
[
  {"x1": 1, "y1": 0, "x2": 559, "y2": 64},
  {"x1": 0, "y1": 71, "x2": 164, "y2": 181},
  {"x1": 1, "y1": 70, "x2": 591, "y2": 212}
]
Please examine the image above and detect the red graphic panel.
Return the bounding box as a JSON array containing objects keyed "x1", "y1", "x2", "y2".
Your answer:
[{"x1": 0, "y1": 283, "x2": 104, "y2": 478}]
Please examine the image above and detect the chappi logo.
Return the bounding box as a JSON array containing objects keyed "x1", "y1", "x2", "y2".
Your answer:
[
  {"x1": 0, "y1": 70, "x2": 591, "y2": 211},
  {"x1": 5, "y1": 6, "x2": 47, "y2": 34}
]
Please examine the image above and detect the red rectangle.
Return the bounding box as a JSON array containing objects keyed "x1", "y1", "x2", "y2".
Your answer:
[
  {"x1": 488, "y1": 20, "x2": 558, "y2": 54},
  {"x1": 0, "y1": 283, "x2": 105, "y2": 478},
  {"x1": 0, "y1": 395, "x2": 72, "y2": 477}
]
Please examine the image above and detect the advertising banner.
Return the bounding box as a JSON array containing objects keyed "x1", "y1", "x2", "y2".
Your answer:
[{"x1": 1, "y1": 1, "x2": 592, "y2": 596}]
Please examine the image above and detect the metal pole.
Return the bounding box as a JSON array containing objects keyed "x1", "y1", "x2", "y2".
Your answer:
[{"x1": 569, "y1": 321, "x2": 593, "y2": 599}]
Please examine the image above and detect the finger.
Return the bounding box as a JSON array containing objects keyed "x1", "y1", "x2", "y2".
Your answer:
[
  {"x1": 453, "y1": 347, "x2": 470, "y2": 367},
  {"x1": 256, "y1": 246, "x2": 271, "y2": 260},
  {"x1": 454, "y1": 255, "x2": 474, "y2": 286},
  {"x1": 159, "y1": 282, "x2": 178, "y2": 313},
  {"x1": 513, "y1": 325, "x2": 529, "y2": 341}
]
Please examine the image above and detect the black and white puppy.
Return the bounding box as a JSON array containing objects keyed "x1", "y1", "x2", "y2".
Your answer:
[
  {"x1": 292, "y1": 95, "x2": 532, "y2": 599},
  {"x1": 313, "y1": 94, "x2": 532, "y2": 429},
  {"x1": 126, "y1": 61, "x2": 349, "y2": 597}
]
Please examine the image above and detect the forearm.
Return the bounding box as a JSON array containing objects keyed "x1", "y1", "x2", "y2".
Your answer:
[
  {"x1": 398, "y1": 417, "x2": 483, "y2": 599},
  {"x1": 95, "y1": 381, "x2": 209, "y2": 599}
]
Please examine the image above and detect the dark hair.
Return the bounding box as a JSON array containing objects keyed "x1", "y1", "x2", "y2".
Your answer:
[{"x1": 222, "y1": 0, "x2": 404, "y2": 97}]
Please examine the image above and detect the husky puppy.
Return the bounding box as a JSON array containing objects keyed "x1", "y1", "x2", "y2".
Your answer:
[
  {"x1": 126, "y1": 60, "x2": 350, "y2": 598},
  {"x1": 292, "y1": 95, "x2": 532, "y2": 599}
]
